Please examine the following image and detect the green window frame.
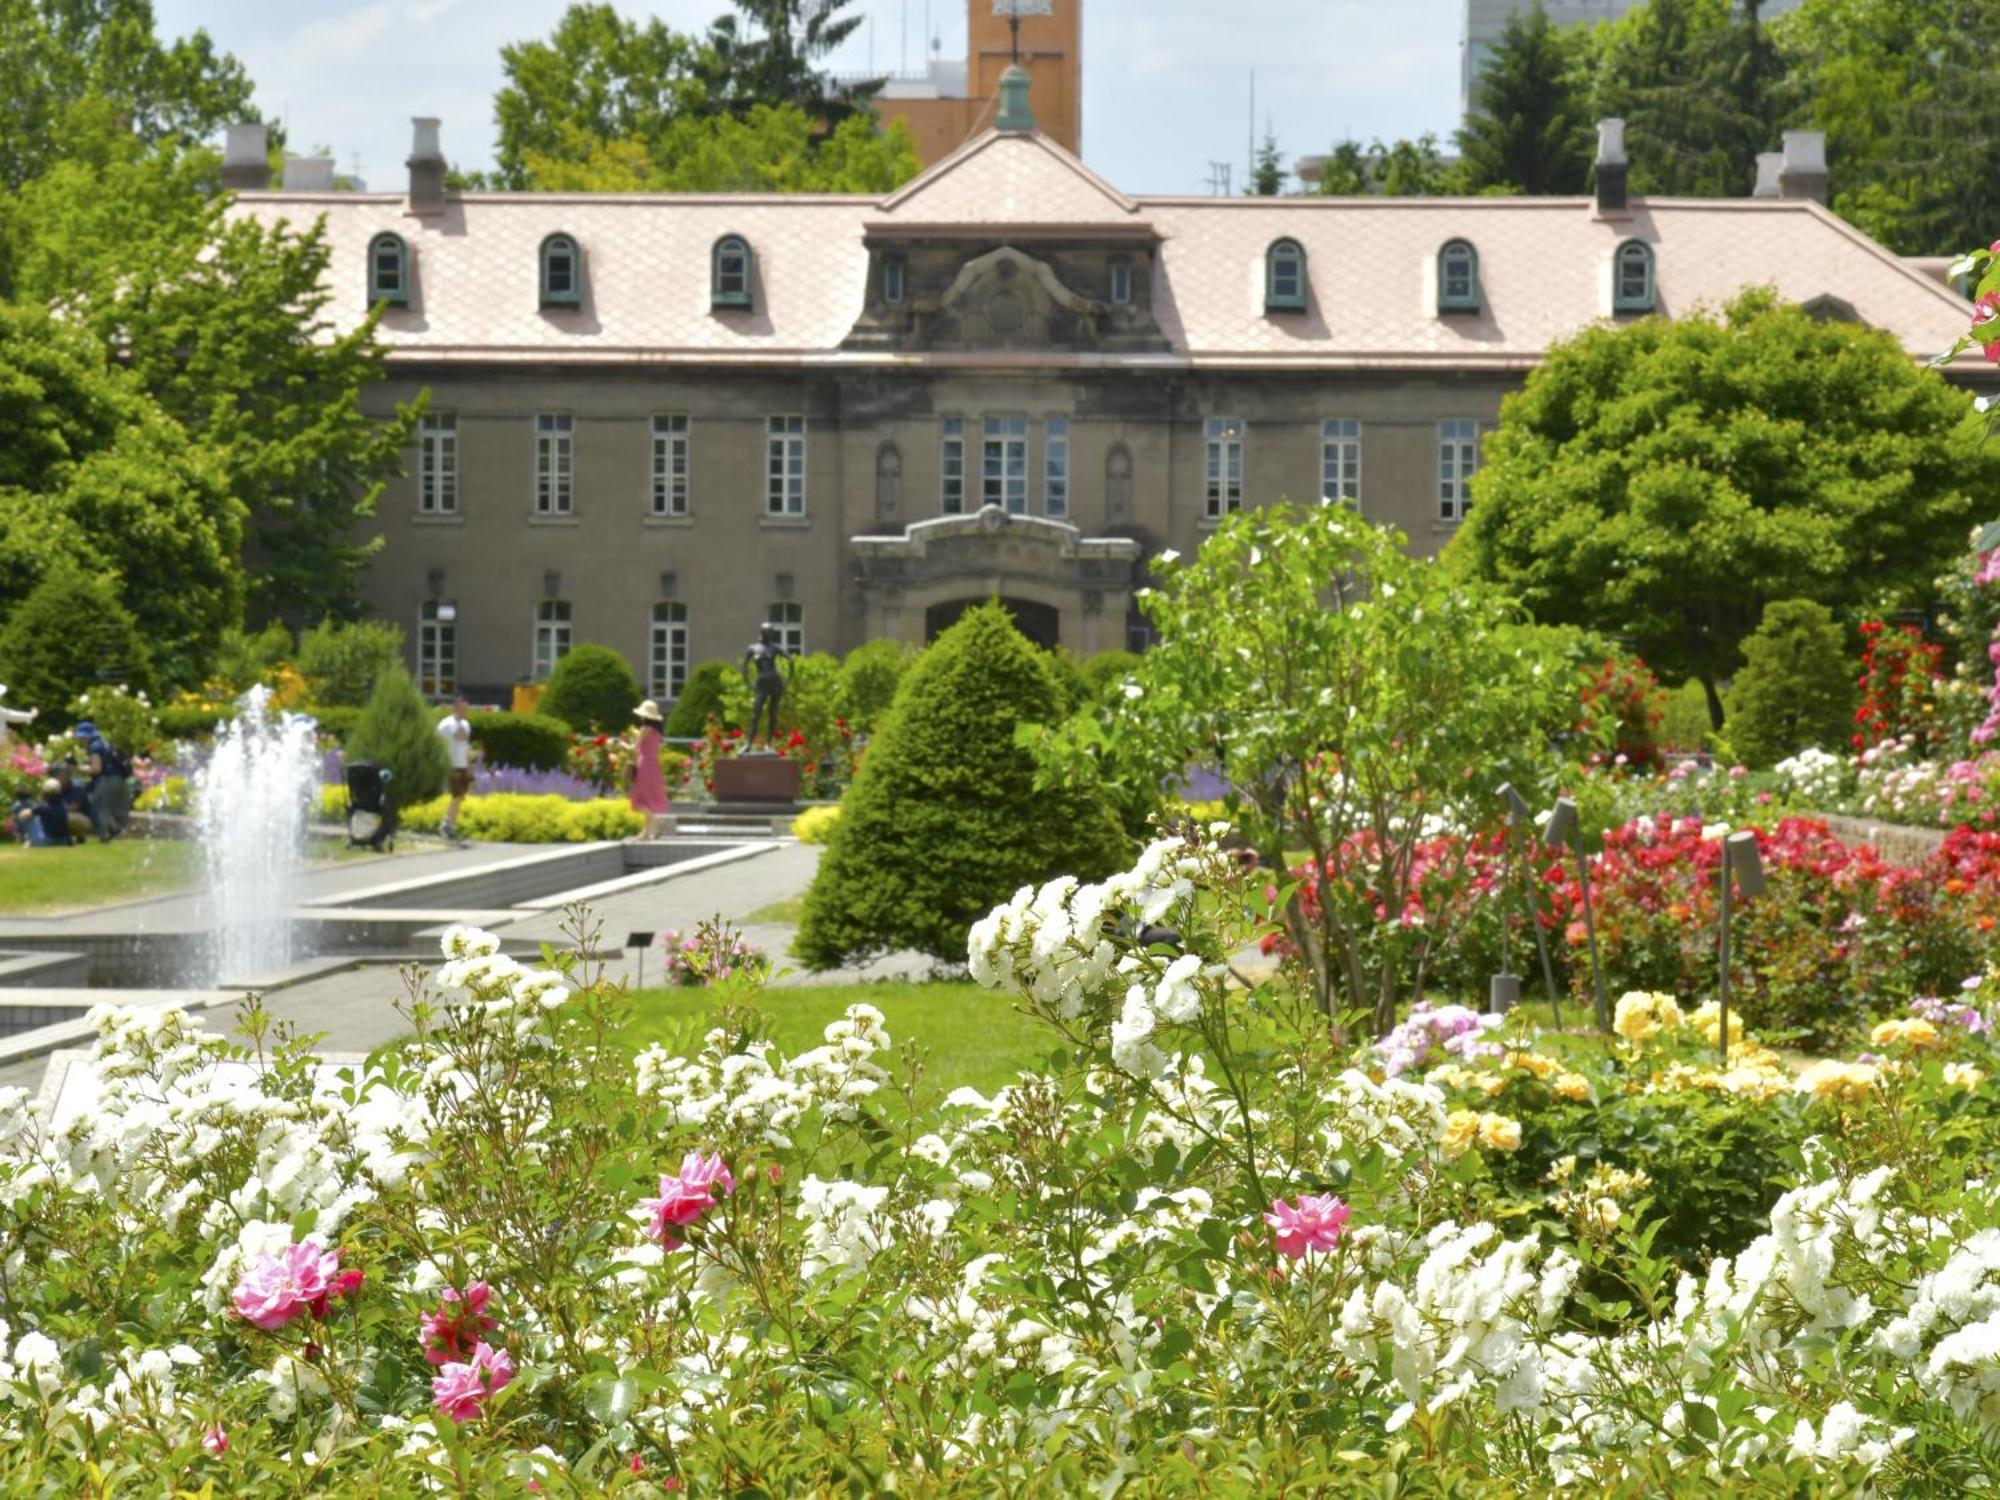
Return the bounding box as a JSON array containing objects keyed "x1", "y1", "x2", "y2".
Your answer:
[
  {"x1": 540, "y1": 233, "x2": 581, "y2": 307},
  {"x1": 712, "y1": 235, "x2": 754, "y2": 309},
  {"x1": 367, "y1": 232, "x2": 409, "y2": 306},
  {"x1": 1265, "y1": 239, "x2": 1306, "y2": 312},
  {"x1": 1614, "y1": 240, "x2": 1656, "y2": 314},
  {"x1": 1438, "y1": 239, "x2": 1480, "y2": 314}
]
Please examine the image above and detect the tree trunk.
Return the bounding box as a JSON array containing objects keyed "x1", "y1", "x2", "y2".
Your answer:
[{"x1": 1701, "y1": 673, "x2": 1725, "y2": 732}]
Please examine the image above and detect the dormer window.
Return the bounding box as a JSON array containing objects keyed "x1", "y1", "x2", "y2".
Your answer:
[
  {"x1": 540, "y1": 233, "x2": 581, "y2": 307},
  {"x1": 1614, "y1": 239, "x2": 1656, "y2": 313},
  {"x1": 368, "y1": 232, "x2": 409, "y2": 306},
  {"x1": 1110, "y1": 256, "x2": 1133, "y2": 307},
  {"x1": 1438, "y1": 239, "x2": 1480, "y2": 314},
  {"x1": 1265, "y1": 238, "x2": 1307, "y2": 312},
  {"x1": 712, "y1": 234, "x2": 753, "y2": 309},
  {"x1": 882, "y1": 253, "x2": 906, "y2": 306}
]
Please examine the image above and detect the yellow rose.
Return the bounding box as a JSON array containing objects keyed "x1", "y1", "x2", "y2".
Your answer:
[
  {"x1": 1545, "y1": 1154, "x2": 1577, "y2": 1184},
  {"x1": 1504, "y1": 1050, "x2": 1559, "y2": 1080},
  {"x1": 1870, "y1": 1017, "x2": 1941, "y2": 1050},
  {"x1": 1441, "y1": 1110, "x2": 1481, "y2": 1159},
  {"x1": 1590, "y1": 1197, "x2": 1621, "y2": 1231},
  {"x1": 1945, "y1": 1062, "x2": 1986, "y2": 1090},
  {"x1": 1552, "y1": 1073, "x2": 1593, "y2": 1103},
  {"x1": 1687, "y1": 1000, "x2": 1746, "y2": 1047},
  {"x1": 1478, "y1": 1113, "x2": 1522, "y2": 1151},
  {"x1": 1796, "y1": 1059, "x2": 1878, "y2": 1102},
  {"x1": 1613, "y1": 991, "x2": 1685, "y2": 1043},
  {"x1": 1475, "y1": 1073, "x2": 1508, "y2": 1097}
]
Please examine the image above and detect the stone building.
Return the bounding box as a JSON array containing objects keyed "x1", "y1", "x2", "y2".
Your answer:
[{"x1": 226, "y1": 88, "x2": 1977, "y2": 706}]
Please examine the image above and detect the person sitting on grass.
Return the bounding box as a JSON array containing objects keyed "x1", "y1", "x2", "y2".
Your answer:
[
  {"x1": 54, "y1": 761, "x2": 93, "y2": 839},
  {"x1": 30, "y1": 778, "x2": 76, "y2": 847}
]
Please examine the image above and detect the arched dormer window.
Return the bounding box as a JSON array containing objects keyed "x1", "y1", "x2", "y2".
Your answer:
[
  {"x1": 540, "y1": 233, "x2": 581, "y2": 307},
  {"x1": 1265, "y1": 238, "x2": 1307, "y2": 312},
  {"x1": 367, "y1": 232, "x2": 409, "y2": 307},
  {"x1": 1438, "y1": 239, "x2": 1480, "y2": 314},
  {"x1": 712, "y1": 234, "x2": 753, "y2": 309},
  {"x1": 1614, "y1": 239, "x2": 1656, "y2": 314}
]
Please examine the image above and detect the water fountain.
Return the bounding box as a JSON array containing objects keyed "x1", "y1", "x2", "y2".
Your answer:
[{"x1": 192, "y1": 686, "x2": 321, "y2": 983}]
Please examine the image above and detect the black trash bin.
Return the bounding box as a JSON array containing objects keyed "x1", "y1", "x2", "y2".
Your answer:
[{"x1": 344, "y1": 762, "x2": 396, "y2": 852}]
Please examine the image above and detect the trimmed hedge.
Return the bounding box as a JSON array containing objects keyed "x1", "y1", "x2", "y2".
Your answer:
[
  {"x1": 665, "y1": 662, "x2": 738, "y2": 737},
  {"x1": 539, "y1": 644, "x2": 642, "y2": 732},
  {"x1": 399, "y1": 792, "x2": 643, "y2": 842},
  {"x1": 469, "y1": 710, "x2": 570, "y2": 771}
]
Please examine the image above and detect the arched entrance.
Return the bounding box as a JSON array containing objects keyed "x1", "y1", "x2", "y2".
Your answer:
[{"x1": 924, "y1": 596, "x2": 1061, "y2": 649}]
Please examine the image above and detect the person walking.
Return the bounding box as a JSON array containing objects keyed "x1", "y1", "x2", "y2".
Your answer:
[
  {"x1": 628, "y1": 700, "x2": 670, "y2": 840},
  {"x1": 75, "y1": 720, "x2": 131, "y2": 841},
  {"x1": 436, "y1": 696, "x2": 474, "y2": 842}
]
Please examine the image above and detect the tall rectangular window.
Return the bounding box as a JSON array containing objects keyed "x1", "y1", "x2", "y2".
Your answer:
[
  {"x1": 1109, "y1": 257, "x2": 1132, "y2": 306},
  {"x1": 1204, "y1": 417, "x2": 1244, "y2": 518},
  {"x1": 1044, "y1": 418, "x2": 1069, "y2": 518},
  {"x1": 419, "y1": 600, "x2": 456, "y2": 695},
  {"x1": 418, "y1": 413, "x2": 457, "y2": 514},
  {"x1": 940, "y1": 418, "x2": 966, "y2": 514},
  {"x1": 651, "y1": 415, "x2": 689, "y2": 516},
  {"x1": 650, "y1": 602, "x2": 689, "y2": 701},
  {"x1": 1439, "y1": 419, "x2": 1481, "y2": 522},
  {"x1": 982, "y1": 417, "x2": 1028, "y2": 514},
  {"x1": 766, "y1": 415, "x2": 805, "y2": 516},
  {"x1": 768, "y1": 601, "x2": 803, "y2": 656},
  {"x1": 535, "y1": 413, "x2": 573, "y2": 514},
  {"x1": 1321, "y1": 419, "x2": 1361, "y2": 509},
  {"x1": 533, "y1": 599, "x2": 572, "y2": 680}
]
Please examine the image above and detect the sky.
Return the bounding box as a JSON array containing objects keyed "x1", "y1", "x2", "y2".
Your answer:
[{"x1": 149, "y1": 0, "x2": 1468, "y2": 195}]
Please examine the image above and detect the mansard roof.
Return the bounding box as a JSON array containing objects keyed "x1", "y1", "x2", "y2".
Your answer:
[{"x1": 227, "y1": 122, "x2": 1979, "y2": 373}]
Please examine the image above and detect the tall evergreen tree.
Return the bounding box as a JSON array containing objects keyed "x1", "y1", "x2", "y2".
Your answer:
[
  {"x1": 1457, "y1": 2, "x2": 1593, "y2": 195},
  {"x1": 1248, "y1": 129, "x2": 1285, "y2": 196}
]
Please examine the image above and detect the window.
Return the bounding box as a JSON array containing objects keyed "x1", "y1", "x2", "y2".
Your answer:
[
  {"x1": 540, "y1": 233, "x2": 581, "y2": 307},
  {"x1": 1044, "y1": 418, "x2": 1069, "y2": 517},
  {"x1": 1204, "y1": 418, "x2": 1244, "y2": 518},
  {"x1": 766, "y1": 415, "x2": 805, "y2": 516},
  {"x1": 532, "y1": 600, "x2": 572, "y2": 680},
  {"x1": 713, "y1": 235, "x2": 753, "y2": 309},
  {"x1": 982, "y1": 417, "x2": 1028, "y2": 514},
  {"x1": 650, "y1": 602, "x2": 689, "y2": 701},
  {"x1": 1109, "y1": 257, "x2": 1133, "y2": 306},
  {"x1": 768, "y1": 601, "x2": 803, "y2": 656},
  {"x1": 650, "y1": 415, "x2": 689, "y2": 516},
  {"x1": 1321, "y1": 419, "x2": 1361, "y2": 509},
  {"x1": 1439, "y1": 419, "x2": 1481, "y2": 522},
  {"x1": 1614, "y1": 240, "x2": 1656, "y2": 313},
  {"x1": 418, "y1": 413, "x2": 457, "y2": 514},
  {"x1": 367, "y1": 233, "x2": 408, "y2": 306},
  {"x1": 883, "y1": 253, "x2": 906, "y2": 306},
  {"x1": 940, "y1": 418, "x2": 966, "y2": 514},
  {"x1": 1438, "y1": 239, "x2": 1480, "y2": 314},
  {"x1": 534, "y1": 413, "x2": 573, "y2": 514},
  {"x1": 419, "y1": 600, "x2": 456, "y2": 696},
  {"x1": 1265, "y1": 239, "x2": 1307, "y2": 312}
]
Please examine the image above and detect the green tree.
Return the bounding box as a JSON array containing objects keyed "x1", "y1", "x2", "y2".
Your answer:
[
  {"x1": 346, "y1": 661, "x2": 450, "y2": 807},
  {"x1": 665, "y1": 661, "x2": 740, "y2": 736},
  {"x1": 1449, "y1": 289, "x2": 1998, "y2": 727},
  {"x1": 0, "y1": 302, "x2": 241, "y2": 687},
  {"x1": 1724, "y1": 599, "x2": 1855, "y2": 765},
  {"x1": 703, "y1": 0, "x2": 880, "y2": 126},
  {"x1": 1248, "y1": 129, "x2": 1285, "y2": 196},
  {"x1": 540, "y1": 643, "x2": 642, "y2": 732},
  {"x1": 835, "y1": 639, "x2": 914, "y2": 735},
  {"x1": 1310, "y1": 134, "x2": 1464, "y2": 196},
  {"x1": 521, "y1": 106, "x2": 918, "y2": 193},
  {"x1": 0, "y1": 561, "x2": 152, "y2": 727},
  {"x1": 795, "y1": 604, "x2": 1128, "y2": 969},
  {"x1": 1458, "y1": 1, "x2": 1593, "y2": 195},
  {"x1": 296, "y1": 620, "x2": 406, "y2": 708}
]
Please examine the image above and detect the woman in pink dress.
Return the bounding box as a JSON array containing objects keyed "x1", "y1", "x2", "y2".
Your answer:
[{"x1": 628, "y1": 700, "x2": 670, "y2": 840}]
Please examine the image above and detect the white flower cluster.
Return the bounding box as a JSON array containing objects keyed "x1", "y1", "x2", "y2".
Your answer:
[
  {"x1": 795, "y1": 1177, "x2": 893, "y2": 1281},
  {"x1": 1772, "y1": 746, "x2": 1850, "y2": 808},
  {"x1": 435, "y1": 925, "x2": 571, "y2": 1027}
]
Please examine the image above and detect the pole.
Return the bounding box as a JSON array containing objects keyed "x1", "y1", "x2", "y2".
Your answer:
[
  {"x1": 1574, "y1": 849, "x2": 1608, "y2": 1033},
  {"x1": 1519, "y1": 826, "x2": 1563, "y2": 1028},
  {"x1": 1718, "y1": 857, "x2": 1731, "y2": 1068}
]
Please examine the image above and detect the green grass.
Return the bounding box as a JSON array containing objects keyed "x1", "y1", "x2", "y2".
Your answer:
[
  {"x1": 617, "y1": 980, "x2": 1055, "y2": 1095},
  {"x1": 742, "y1": 893, "x2": 807, "y2": 925},
  {"x1": 0, "y1": 837, "x2": 199, "y2": 914}
]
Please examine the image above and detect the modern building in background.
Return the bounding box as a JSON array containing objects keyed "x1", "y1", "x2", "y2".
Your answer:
[
  {"x1": 223, "y1": 91, "x2": 1976, "y2": 707},
  {"x1": 865, "y1": 0, "x2": 1082, "y2": 167},
  {"x1": 1462, "y1": 0, "x2": 1803, "y2": 118}
]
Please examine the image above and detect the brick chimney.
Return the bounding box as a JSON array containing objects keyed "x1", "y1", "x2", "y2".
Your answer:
[
  {"x1": 1752, "y1": 151, "x2": 1783, "y2": 199},
  {"x1": 407, "y1": 117, "x2": 446, "y2": 216},
  {"x1": 221, "y1": 122, "x2": 270, "y2": 192},
  {"x1": 1593, "y1": 119, "x2": 1628, "y2": 217},
  {"x1": 281, "y1": 155, "x2": 336, "y2": 191},
  {"x1": 1777, "y1": 130, "x2": 1828, "y2": 205}
]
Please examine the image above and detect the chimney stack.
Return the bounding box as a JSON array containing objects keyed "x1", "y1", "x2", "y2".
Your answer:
[
  {"x1": 1777, "y1": 130, "x2": 1828, "y2": 205},
  {"x1": 1752, "y1": 151, "x2": 1783, "y2": 199},
  {"x1": 280, "y1": 155, "x2": 336, "y2": 192},
  {"x1": 221, "y1": 122, "x2": 270, "y2": 192},
  {"x1": 407, "y1": 117, "x2": 446, "y2": 215},
  {"x1": 1593, "y1": 118, "x2": 1628, "y2": 217}
]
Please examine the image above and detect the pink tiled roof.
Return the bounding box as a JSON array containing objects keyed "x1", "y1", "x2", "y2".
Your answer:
[{"x1": 229, "y1": 127, "x2": 1979, "y2": 371}]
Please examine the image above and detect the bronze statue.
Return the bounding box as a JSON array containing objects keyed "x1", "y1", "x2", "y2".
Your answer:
[{"x1": 741, "y1": 625, "x2": 793, "y2": 747}]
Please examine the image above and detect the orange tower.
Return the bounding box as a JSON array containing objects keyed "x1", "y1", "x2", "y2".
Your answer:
[{"x1": 872, "y1": 0, "x2": 1082, "y2": 165}]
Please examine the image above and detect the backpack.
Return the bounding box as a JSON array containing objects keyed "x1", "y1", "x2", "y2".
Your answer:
[{"x1": 94, "y1": 739, "x2": 132, "y2": 779}]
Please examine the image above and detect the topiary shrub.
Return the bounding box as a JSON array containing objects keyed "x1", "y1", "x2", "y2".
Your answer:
[
  {"x1": 0, "y1": 561, "x2": 153, "y2": 730},
  {"x1": 469, "y1": 710, "x2": 570, "y2": 771},
  {"x1": 1726, "y1": 599, "x2": 1856, "y2": 768},
  {"x1": 296, "y1": 619, "x2": 406, "y2": 708},
  {"x1": 539, "y1": 643, "x2": 641, "y2": 733},
  {"x1": 665, "y1": 661, "x2": 739, "y2": 737},
  {"x1": 346, "y1": 661, "x2": 450, "y2": 807},
  {"x1": 836, "y1": 640, "x2": 916, "y2": 733},
  {"x1": 795, "y1": 602, "x2": 1130, "y2": 969}
]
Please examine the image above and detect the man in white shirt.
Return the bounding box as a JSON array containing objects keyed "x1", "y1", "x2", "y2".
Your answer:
[{"x1": 437, "y1": 697, "x2": 474, "y2": 842}]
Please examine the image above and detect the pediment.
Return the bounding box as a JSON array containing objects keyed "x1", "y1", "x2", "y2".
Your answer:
[{"x1": 879, "y1": 130, "x2": 1140, "y2": 226}]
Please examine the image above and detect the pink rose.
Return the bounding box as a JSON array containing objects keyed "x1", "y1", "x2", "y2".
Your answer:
[
  {"x1": 231, "y1": 1241, "x2": 343, "y2": 1331},
  {"x1": 431, "y1": 1340, "x2": 515, "y2": 1424},
  {"x1": 1263, "y1": 1193, "x2": 1352, "y2": 1259},
  {"x1": 420, "y1": 1281, "x2": 499, "y2": 1367},
  {"x1": 201, "y1": 1422, "x2": 228, "y2": 1455},
  {"x1": 640, "y1": 1152, "x2": 735, "y2": 1247}
]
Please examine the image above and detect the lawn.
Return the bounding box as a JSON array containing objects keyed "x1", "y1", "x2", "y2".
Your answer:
[
  {"x1": 0, "y1": 837, "x2": 200, "y2": 914},
  {"x1": 617, "y1": 980, "x2": 1055, "y2": 1095}
]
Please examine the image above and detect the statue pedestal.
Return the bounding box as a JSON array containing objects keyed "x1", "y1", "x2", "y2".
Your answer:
[{"x1": 712, "y1": 754, "x2": 802, "y2": 804}]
